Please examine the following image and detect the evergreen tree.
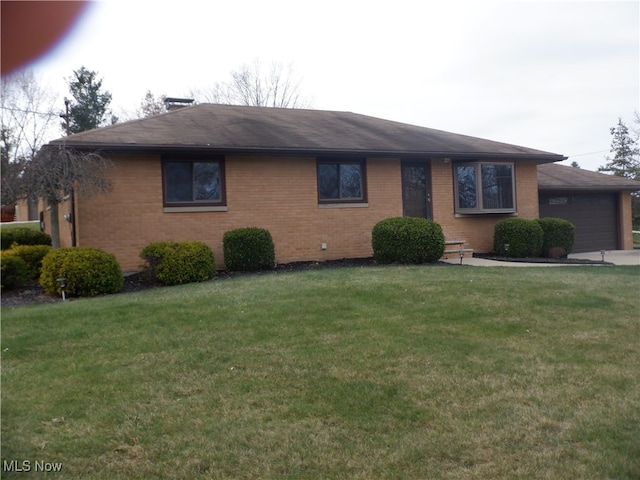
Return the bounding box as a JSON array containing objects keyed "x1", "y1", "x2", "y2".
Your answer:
[
  {"x1": 599, "y1": 117, "x2": 640, "y2": 229},
  {"x1": 64, "y1": 66, "x2": 114, "y2": 134},
  {"x1": 599, "y1": 118, "x2": 640, "y2": 180}
]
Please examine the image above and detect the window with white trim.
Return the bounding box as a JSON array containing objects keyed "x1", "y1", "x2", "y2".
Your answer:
[{"x1": 455, "y1": 162, "x2": 515, "y2": 213}]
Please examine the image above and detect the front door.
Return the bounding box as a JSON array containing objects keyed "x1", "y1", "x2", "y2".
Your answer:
[{"x1": 402, "y1": 161, "x2": 432, "y2": 219}]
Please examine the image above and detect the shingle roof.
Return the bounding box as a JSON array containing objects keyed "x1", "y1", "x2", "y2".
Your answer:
[
  {"x1": 50, "y1": 104, "x2": 566, "y2": 162},
  {"x1": 538, "y1": 163, "x2": 640, "y2": 191}
]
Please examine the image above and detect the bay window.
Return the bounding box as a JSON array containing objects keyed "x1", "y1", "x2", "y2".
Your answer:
[{"x1": 455, "y1": 162, "x2": 515, "y2": 213}]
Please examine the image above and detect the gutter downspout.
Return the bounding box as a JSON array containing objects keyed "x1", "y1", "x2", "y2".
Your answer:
[
  {"x1": 70, "y1": 188, "x2": 76, "y2": 247},
  {"x1": 61, "y1": 98, "x2": 77, "y2": 247}
]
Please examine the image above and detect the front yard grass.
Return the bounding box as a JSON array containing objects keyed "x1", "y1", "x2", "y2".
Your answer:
[
  {"x1": 2, "y1": 265, "x2": 639, "y2": 479},
  {"x1": 0, "y1": 221, "x2": 40, "y2": 232}
]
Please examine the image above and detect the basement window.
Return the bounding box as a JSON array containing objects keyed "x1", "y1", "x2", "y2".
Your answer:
[
  {"x1": 163, "y1": 157, "x2": 226, "y2": 207},
  {"x1": 454, "y1": 162, "x2": 515, "y2": 214}
]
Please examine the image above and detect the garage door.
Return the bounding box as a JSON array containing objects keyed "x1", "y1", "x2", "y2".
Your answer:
[{"x1": 539, "y1": 193, "x2": 618, "y2": 253}]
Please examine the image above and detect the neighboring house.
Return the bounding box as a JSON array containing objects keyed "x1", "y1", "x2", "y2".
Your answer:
[
  {"x1": 45, "y1": 104, "x2": 568, "y2": 270},
  {"x1": 538, "y1": 163, "x2": 640, "y2": 252}
]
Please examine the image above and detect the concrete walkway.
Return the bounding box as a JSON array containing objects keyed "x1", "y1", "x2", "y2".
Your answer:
[{"x1": 442, "y1": 250, "x2": 640, "y2": 267}]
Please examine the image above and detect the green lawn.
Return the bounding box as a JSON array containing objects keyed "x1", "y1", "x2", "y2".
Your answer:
[
  {"x1": 2, "y1": 265, "x2": 639, "y2": 479},
  {"x1": 0, "y1": 221, "x2": 40, "y2": 232}
]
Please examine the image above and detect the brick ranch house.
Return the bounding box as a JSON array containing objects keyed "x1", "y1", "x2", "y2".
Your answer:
[{"x1": 38, "y1": 103, "x2": 628, "y2": 271}]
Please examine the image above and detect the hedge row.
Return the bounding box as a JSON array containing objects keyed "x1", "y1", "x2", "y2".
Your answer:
[
  {"x1": 1, "y1": 227, "x2": 277, "y2": 293},
  {"x1": 138, "y1": 227, "x2": 276, "y2": 285},
  {"x1": 2, "y1": 216, "x2": 577, "y2": 295},
  {"x1": 1, "y1": 228, "x2": 51, "y2": 250},
  {"x1": 493, "y1": 217, "x2": 575, "y2": 258}
]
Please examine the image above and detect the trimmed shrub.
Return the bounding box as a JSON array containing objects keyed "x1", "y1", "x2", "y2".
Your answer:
[
  {"x1": 372, "y1": 217, "x2": 445, "y2": 264},
  {"x1": 4, "y1": 245, "x2": 52, "y2": 280},
  {"x1": 40, "y1": 247, "x2": 124, "y2": 297},
  {"x1": 140, "y1": 241, "x2": 177, "y2": 280},
  {"x1": 223, "y1": 227, "x2": 275, "y2": 272},
  {"x1": 140, "y1": 241, "x2": 216, "y2": 286},
  {"x1": 0, "y1": 252, "x2": 29, "y2": 289},
  {"x1": 536, "y1": 217, "x2": 576, "y2": 258},
  {"x1": 1, "y1": 228, "x2": 51, "y2": 250},
  {"x1": 493, "y1": 218, "x2": 543, "y2": 258}
]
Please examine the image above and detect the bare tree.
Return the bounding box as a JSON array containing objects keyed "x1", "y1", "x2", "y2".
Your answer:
[
  {"x1": 22, "y1": 145, "x2": 113, "y2": 247},
  {"x1": 1, "y1": 127, "x2": 24, "y2": 208},
  {"x1": 0, "y1": 70, "x2": 58, "y2": 216},
  {"x1": 138, "y1": 91, "x2": 167, "y2": 117},
  {"x1": 192, "y1": 60, "x2": 312, "y2": 108},
  {"x1": 1, "y1": 70, "x2": 58, "y2": 160}
]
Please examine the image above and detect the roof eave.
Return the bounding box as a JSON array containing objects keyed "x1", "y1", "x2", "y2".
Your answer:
[
  {"x1": 538, "y1": 185, "x2": 640, "y2": 192},
  {"x1": 48, "y1": 141, "x2": 567, "y2": 162}
]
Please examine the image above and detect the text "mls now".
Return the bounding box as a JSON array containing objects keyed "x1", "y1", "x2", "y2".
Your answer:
[{"x1": 3, "y1": 460, "x2": 63, "y2": 472}]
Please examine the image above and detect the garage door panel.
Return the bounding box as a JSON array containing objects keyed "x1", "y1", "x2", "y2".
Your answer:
[{"x1": 539, "y1": 193, "x2": 617, "y2": 253}]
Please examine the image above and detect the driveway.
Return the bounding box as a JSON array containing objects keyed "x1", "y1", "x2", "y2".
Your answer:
[
  {"x1": 568, "y1": 250, "x2": 639, "y2": 265},
  {"x1": 442, "y1": 250, "x2": 640, "y2": 267}
]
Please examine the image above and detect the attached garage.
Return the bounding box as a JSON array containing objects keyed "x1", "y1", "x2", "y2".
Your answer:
[
  {"x1": 538, "y1": 164, "x2": 640, "y2": 253},
  {"x1": 539, "y1": 192, "x2": 618, "y2": 252}
]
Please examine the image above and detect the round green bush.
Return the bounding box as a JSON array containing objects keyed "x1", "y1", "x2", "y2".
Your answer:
[
  {"x1": 1, "y1": 252, "x2": 29, "y2": 289},
  {"x1": 140, "y1": 241, "x2": 216, "y2": 286},
  {"x1": 536, "y1": 217, "x2": 575, "y2": 258},
  {"x1": 4, "y1": 245, "x2": 52, "y2": 280},
  {"x1": 372, "y1": 217, "x2": 445, "y2": 264},
  {"x1": 223, "y1": 227, "x2": 275, "y2": 272},
  {"x1": 493, "y1": 218, "x2": 543, "y2": 258},
  {"x1": 1, "y1": 228, "x2": 51, "y2": 250},
  {"x1": 40, "y1": 247, "x2": 124, "y2": 297}
]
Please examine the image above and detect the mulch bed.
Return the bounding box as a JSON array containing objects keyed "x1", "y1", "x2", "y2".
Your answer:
[
  {"x1": 472, "y1": 253, "x2": 612, "y2": 265},
  {"x1": 1, "y1": 258, "x2": 379, "y2": 308}
]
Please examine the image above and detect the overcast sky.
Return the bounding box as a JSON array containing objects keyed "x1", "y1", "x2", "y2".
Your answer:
[{"x1": 20, "y1": 0, "x2": 640, "y2": 171}]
